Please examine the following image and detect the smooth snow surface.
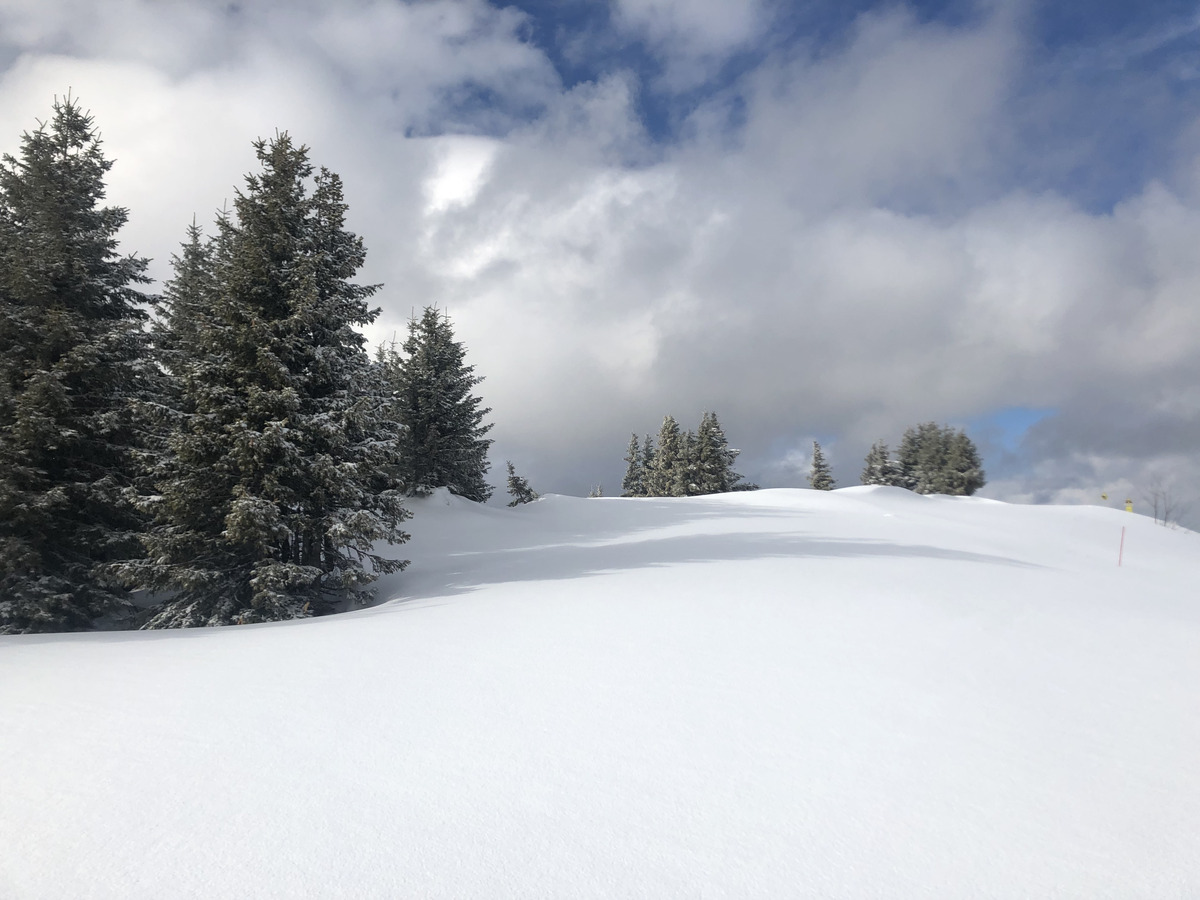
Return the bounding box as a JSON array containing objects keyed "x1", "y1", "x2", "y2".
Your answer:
[{"x1": 3, "y1": 488, "x2": 1199, "y2": 898}]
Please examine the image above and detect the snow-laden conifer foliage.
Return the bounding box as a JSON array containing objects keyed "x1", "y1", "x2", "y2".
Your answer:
[
  {"x1": 0, "y1": 98, "x2": 155, "y2": 634},
  {"x1": 505, "y1": 461, "x2": 539, "y2": 506},
  {"x1": 621, "y1": 434, "x2": 645, "y2": 497},
  {"x1": 647, "y1": 415, "x2": 685, "y2": 497},
  {"x1": 639, "y1": 433, "x2": 656, "y2": 487},
  {"x1": 624, "y1": 412, "x2": 747, "y2": 497},
  {"x1": 122, "y1": 134, "x2": 410, "y2": 628},
  {"x1": 693, "y1": 411, "x2": 743, "y2": 494},
  {"x1": 807, "y1": 441, "x2": 836, "y2": 491},
  {"x1": 860, "y1": 440, "x2": 903, "y2": 487},
  {"x1": 378, "y1": 306, "x2": 494, "y2": 502},
  {"x1": 861, "y1": 424, "x2": 985, "y2": 495},
  {"x1": 897, "y1": 422, "x2": 986, "y2": 495}
]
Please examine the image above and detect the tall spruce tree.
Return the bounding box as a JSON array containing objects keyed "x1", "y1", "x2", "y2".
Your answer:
[
  {"x1": 944, "y1": 429, "x2": 986, "y2": 496},
  {"x1": 379, "y1": 306, "x2": 493, "y2": 502},
  {"x1": 121, "y1": 134, "x2": 409, "y2": 628},
  {"x1": 0, "y1": 97, "x2": 155, "y2": 634},
  {"x1": 639, "y1": 433, "x2": 656, "y2": 492},
  {"x1": 621, "y1": 433, "x2": 645, "y2": 497},
  {"x1": 898, "y1": 422, "x2": 943, "y2": 493},
  {"x1": 807, "y1": 441, "x2": 836, "y2": 490},
  {"x1": 693, "y1": 411, "x2": 743, "y2": 494},
  {"x1": 676, "y1": 428, "x2": 699, "y2": 496},
  {"x1": 647, "y1": 415, "x2": 684, "y2": 497}
]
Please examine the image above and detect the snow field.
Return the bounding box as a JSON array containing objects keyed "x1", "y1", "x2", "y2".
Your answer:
[{"x1": 2, "y1": 487, "x2": 1198, "y2": 897}]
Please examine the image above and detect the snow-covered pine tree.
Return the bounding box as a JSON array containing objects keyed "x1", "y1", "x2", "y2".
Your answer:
[
  {"x1": 0, "y1": 97, "x2": 155, "y2": 634},
  {"x1": 379, "y1": 307, "x2": 494, "y2": 502},
  {"x1": 675, "y1": 429, "x2": 699, "y2": 496},
  {"x1": 807, "y1": 441, "x2": 836, "y2": 490},
  {"x1": 899, "y1": 422, "x2": 952, "y2": 494},
  {"x1": 154, "y1": 220, "x2": 216, "y2": 378},
  {"x1": 621, "y1": 433, "x2": 645, "y2": 497},
  {"x1": 944, "y1": 429, "x2": 986, "y2": 496},
  {"x1": 860, "y1": 440, "x2": 903, "y2": 486},
  {"x1": 121, "y1": 134, "x2": 410, "y2": 628},
  {"x1": 505, "y1": 461, "x2": 539, "y2": 506},
  {"x1": 693, "y1": 411, "x2": 744, "y2": 494},
  {"x1": 861, "y1": 441, "x2": 886, "y2": 485},
  {"x1": 639, "y1": 433, "x2": 656, "y2": 493},
  {"x1": 646, "y1": 415, "x2": 683, "y2": 497}
]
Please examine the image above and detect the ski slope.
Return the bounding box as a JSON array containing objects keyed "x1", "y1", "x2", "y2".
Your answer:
[{"x1": 2, "y1": 487, "x2": 1198, "y2": 898}]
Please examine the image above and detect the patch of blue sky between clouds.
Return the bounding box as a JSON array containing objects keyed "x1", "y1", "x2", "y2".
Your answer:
[
  {"x1": 492, "y1": 0, "x2": 1200, "y2": 213},
  {"x1": 970, "y1": 405, "x2": 1057, "y2": 452}
]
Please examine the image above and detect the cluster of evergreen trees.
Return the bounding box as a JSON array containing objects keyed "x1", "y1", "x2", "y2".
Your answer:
[
  {"x1": 861, "y1": 422, "x2": 986, "y2": 495},
  {"x1": 621, "y1": 412, "x2": 752, "y2": 497},
  {"x1": 0, "y1": 99, "x2": 492, "y2": 634}
]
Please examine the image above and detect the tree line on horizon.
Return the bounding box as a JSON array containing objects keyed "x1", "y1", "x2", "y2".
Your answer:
[
  {"x1": 860, "y1": 423, "x2": 986, "y2": 495},
  {"x1": 804, "y1": 425, "x2": 985, "y2": 495},
  {"x1": 0, "y1": 98, "x2": 493, "y2": 634},
  {"x1": 620, "y1": 412, "x2": 756, "y2": 498}
]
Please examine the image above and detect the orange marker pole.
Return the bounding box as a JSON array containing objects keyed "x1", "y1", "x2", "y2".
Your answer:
[{"x1": 1118, "y1": 526, "x2": 1125, "y2": 567}]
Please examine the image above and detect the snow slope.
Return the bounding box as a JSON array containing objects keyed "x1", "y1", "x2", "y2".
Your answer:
[{"x1": 2, "y1": 488, "x2": 1198, "y2": 898}]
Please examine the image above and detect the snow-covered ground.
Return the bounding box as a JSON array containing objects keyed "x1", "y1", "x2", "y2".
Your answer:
[{"x1": 2, "y1": 487, "x2": 1198, "y2": 898}]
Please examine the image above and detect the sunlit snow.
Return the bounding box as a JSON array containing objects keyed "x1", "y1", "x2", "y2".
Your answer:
[{"x1": 2, "y1": 487, "x2": 1198, "y2": 897}]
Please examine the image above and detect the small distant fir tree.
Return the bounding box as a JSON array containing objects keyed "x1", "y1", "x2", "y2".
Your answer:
[
  {"x1": 0, "y1": 97, "x2": 156, "y2": 634},
  {"x1": 807, "y1": 441, "x2": 836, "y2": 491},
  {"x1": 860, "y1": 424, "x2": 985, "y2": 495},
  {"x1": 121, "y1": 134, "x2": 410, "y2": 628},
  {"x1": 378, "y1": 307, "x2": 494, "y2": 502},
  {"x1": 505, "y1": 461, "x2": 539, "y2": 506},
  {"x1": 623, "y1": 411, "x2": 748, "y2": 497}
]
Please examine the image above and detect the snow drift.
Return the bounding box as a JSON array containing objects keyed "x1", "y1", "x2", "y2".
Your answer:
[{"x1": 2, "y1": 488, "x2": 1198, "y2": 898}]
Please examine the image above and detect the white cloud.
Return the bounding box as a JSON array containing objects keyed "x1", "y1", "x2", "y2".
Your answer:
[
  {"x1": 611, "y1": 0, "x2": 770, "y2": 89},
  {"x1": 613, "y1": 0, "x2": 764, "y2": 51}
]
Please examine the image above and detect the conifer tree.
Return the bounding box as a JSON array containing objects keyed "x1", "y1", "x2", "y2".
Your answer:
[
  {"x1": 676, "y1": 429, "x2": 699, "y2": 496},
  {"x1": 898, "y1": 423, "x2": 943, "y2": 493},
  {"x1": 379, "y1": 307, "x2": 493, "y2": 502},
  {"x1": 807, "y1": 441, "x2": 836, "y2": 490},
  {"x1": 621, "y1": 433, "x2": 644, "y2": 497},
  {"x1": 639, "y1": 433, "x2": 656, "y2": 492},
  {"x1": 122, "y1": 134, "x2": 409, "y2": 627},
  {"x1": 944, "y1": 429, "x2": 986, "y2": 496},
  {"x1": 693, "y1": 411, "x2": 744, "y2": 494},
  {"x1": 154, "y1": 219, "x2": 217, "y2": 380},
  {"x1": 505, "y1": 461, "x2": 539, "y2": 506},
  {"x1": 647, "y1": 415, "x2": 683, "y2": 497},
  {"x1": 860, "y1": 440, "x2": 904, "y2": 487},
  {"x1": 0, "y1": 97, "x2": 155, "y2": 634}
]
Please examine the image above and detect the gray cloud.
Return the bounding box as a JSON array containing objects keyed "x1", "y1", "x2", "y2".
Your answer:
[{"x1": 2, "y1": 1, "x2": 1198, "y2": 519}]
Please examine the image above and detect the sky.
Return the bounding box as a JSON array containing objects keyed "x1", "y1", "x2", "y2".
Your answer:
[{"x1": 2, "y1": 0, "x2": 1200, "y2": 515}]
